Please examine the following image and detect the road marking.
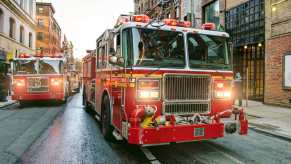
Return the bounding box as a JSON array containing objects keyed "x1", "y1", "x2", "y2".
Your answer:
[
  {"x1": 140, "y1": 147, "x2": 161, "y2": 164},
  {"x1": 205, "y1": 143, "x2": 246, "y2": 164}
]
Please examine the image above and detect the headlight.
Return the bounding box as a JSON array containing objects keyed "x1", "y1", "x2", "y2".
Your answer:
[
  {"x1": 50, "y1": 78, "x2": 63, "y2": 86},
  {"x1": 215, "y1": 91, "x2": 232, "y2": 99},
  {"x1": 14, "y1": 79, "x2": 25, "y2": 87},
  {"x1": 214, "y1": 81, "x2": 232, "y2": 99},
  {"x1": 137, "y1": 79, "x2": 160, "y2": 100},
  {"x1": 138, "y1": 90, "x2": 160, "y2": 99}
]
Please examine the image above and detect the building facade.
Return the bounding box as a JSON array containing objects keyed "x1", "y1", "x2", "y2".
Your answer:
[
  {"x1": 265, "y1": 0, "x2": 291, "y2": 106},
  {"x1": 201, "y1": 0, "x2": 265, "y2": 102},
  {"x1": 134, "y1": 0, "x2": 291, "y2": 106},
  {"x1": 62, "y1": 35, "x2": 74, "y2": 70},
  {"x1": 35, "y1": 2, "x2": 61, "y2": 56},
  {"x1": 134, "y1": 0, "x2": 202, "y2": 27},
  {"x1": 0, "y1": 0, "x2": 36, "y2": 60},
  {"x1": 203, "y1": 0, "x2": 291, "y2": 106}
]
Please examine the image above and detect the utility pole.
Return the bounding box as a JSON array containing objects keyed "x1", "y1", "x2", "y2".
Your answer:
[{"x1": 190, "y1": 0, "x2": 196, "y2": 27}]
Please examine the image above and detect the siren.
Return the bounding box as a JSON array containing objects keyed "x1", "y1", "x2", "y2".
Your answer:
[
  {"x1": 132, "y1": 15, "x2": 150, "y2": 23},
  {"x1": 202, "y1": 23, "x2": 216, "y2": 30},
  {"x1": 19, "y1": 53, "x2": 31, "y2": 58},
  {"x1": 163, "y1": 19, "x2": 192, "y2": 27}
]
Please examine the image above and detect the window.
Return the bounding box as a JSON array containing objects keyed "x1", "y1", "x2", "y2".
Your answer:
[
  {"x1": 128, "y1": 28, "x2": 185, "y2": 68},
  {"x1": 38, "y1": 19, "x2": 44, "y2": 27},
  {"x1": 0, "y1": 9, "x2": 3, "y2": 33},
  {"x1": 38, "y1": 7, "x2": 44, "y2": 14},
  {"x1": 203, "y1": 0, "x2": 220, "y2": 27},
  {"x1": 187, "y1": 33, "x2": 230, "y2": 70},
  {"x1": 20, "y1": 0, "x2": 24, "y2": 8},
  {"x1": 29, "y1": 0, "x2": 33, "y2": 16},
  {"x1": 20, "y1": 26, "x2": 25, "y2": 44},
  {"x1": 9, "y1": 17, "x2": 16, "y2": 39},
  {"x1": 225, "y1": 0, "x2": 264, "y2": 47},
  {"x1": 37, "y1": 32, "x2": 44, "y2": 41},
  {"x1": 29, "y1": 32, "x2": 33, "y2": 48}
]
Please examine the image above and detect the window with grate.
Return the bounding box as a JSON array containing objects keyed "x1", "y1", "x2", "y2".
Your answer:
[{"x1": 225, "y1": 0, "x2": 265, "y2": 47}]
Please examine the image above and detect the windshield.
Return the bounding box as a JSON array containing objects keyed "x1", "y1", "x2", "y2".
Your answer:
[
  {"x1": 14, "y1": 60, "x2": 38, "y2": 74},
  {"x1": 13, "y1": 60, "x2": 63, "y2": 75},
  {"x1": 187, "y1": 34, "x2": 231, "y2": 70},
  {"x1": 128, "y1": 28, "x2": 185, "y2": 68},
  {"x1": 39, "y1": 60, "x2": 63, "y2": 74}
]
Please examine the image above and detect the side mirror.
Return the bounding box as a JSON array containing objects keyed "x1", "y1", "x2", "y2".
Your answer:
[
  {"x1": 109, "y1": 56, "x2": 118, "y2": 64},
  {"x1": 228, "y1": 42, "x2": 234, "y2": 68},
  {"x1": 117, "y1": 57, "x2": 125, "y2": 66},
  {"x1": 228, "y1": 42, "x2": 233, "y2": 55},
  {"x1": 109, "y1": 48, "x2": 116, "y2": 56}
]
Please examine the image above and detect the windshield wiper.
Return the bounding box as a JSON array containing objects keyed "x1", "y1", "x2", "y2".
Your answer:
[{"x1": 145, "y1": 65, "x2": 163, "y2": 77}]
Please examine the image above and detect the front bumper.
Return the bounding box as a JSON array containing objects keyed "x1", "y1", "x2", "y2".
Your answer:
[
  {"x1": 12, "y1": 92, "x2": 65, "y2": 101},
  {"x1": 127, "y1": 106, "x2": 248, "y2": 145},
  {"x1": 128, "y1": 123, "x2": 224, "y2": 145}
]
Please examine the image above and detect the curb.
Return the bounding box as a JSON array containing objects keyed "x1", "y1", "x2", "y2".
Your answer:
[
  {"x1": 0, "y1": 101, "x2": 17, "y2": 110},
  {"x1": 249, "y1": 124, "x2": 291, "y2": 142}
]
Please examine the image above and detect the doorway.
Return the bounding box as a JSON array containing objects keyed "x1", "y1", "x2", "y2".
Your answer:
[{"x1": 233, "y1": 43, "x2": 265, "y2": 101}]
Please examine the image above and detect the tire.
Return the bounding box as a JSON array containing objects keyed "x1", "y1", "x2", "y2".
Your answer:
[
  {"x1": 19, "y1": 101, "x2": 27, "y2": 108},
  {"x1": 101, "y1": 95, "x2": 114, "y2": 141}
]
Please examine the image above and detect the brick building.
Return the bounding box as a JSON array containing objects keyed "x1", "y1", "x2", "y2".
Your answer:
[
  {"x1": 134, "y1": 0, "x2": 202, "y2": 27},
  {"x1": 35, "y1": 2, "x2": 62, "y2": 56},
  {"x1": 265, "y1": 0, "x2": 291, "y2": 106}
]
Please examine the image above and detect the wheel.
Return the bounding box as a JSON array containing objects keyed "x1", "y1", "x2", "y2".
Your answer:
[
  {"x1": 19, "y1": 101, "x2": 27, "y2": 108},
  {"x1": 101, "y1": 95, "x2": 114, "y2": 141},
  {"x1": 61, "y1": 92, "x2": 68, "y2": 104}
]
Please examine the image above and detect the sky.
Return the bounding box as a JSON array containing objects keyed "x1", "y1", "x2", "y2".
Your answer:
[{"x1": 42, "y1": 0, "x2": 134, "y2": 59}]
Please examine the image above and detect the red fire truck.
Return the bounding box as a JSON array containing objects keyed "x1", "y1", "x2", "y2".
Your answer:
[
  {"x1": 83, "y1": 15, "x2": 248, "y2": 146},
  {"x1": 12, "y1": 54, "x2": 68, "y2": 106}
]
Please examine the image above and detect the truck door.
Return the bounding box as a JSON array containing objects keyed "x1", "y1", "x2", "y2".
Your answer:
[
  {"x1": 111, "y1": 31, "x2": 126, "y2": 131},
  {"x1": 96, "y1": 44, "x2": 104, "y2": 115},
  {"x1": 111, "y1": 28, "x2": 133, "y2": 131}
]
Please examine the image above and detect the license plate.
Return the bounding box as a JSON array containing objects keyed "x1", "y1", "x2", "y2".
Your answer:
[{"x1": 194, "y1": 128, "x2": 205, "y2": 137}]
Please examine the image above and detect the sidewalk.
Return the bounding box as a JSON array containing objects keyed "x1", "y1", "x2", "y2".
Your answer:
[
  {"x1": 244, "y1": 100, "x2": 291, "y2": 141},
  {"x1": 0, "y1": 97, "x2": 16, "y2": 109}
]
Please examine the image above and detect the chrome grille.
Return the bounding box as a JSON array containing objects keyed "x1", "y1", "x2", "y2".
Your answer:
[
  {"x1": 163, "y1": 74, "x2": 212, "y2": 115},
  {"x1": 164, "y1": 74, "x2": 211, "y2": 101},
  {"x1": 164, "y1": 103, "x2": 210, "y2": 115},
  {"x1": 28, "y1": 77, "x2": 49, "y2": 93}
]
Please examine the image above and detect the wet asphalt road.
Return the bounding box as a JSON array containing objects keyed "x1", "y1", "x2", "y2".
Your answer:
[{"x1": 19, "y1": 92, "x2": 291, "y2": 164}]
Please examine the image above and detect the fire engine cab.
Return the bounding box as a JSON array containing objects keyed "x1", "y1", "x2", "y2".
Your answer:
[
  {"x1": 83, "y1": 15, "x2": 248, "y2": 146},
  {"x1": 12, "y1": 54, "x2": 68, "y2": 106}
]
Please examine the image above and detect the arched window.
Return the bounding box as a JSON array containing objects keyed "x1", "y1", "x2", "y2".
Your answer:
[
  {"x1": 9, "y1": 17, "x2": 16, "y2": 39},
  {"x1": 29, "y1": 32, "x2": 33, "y2": 48},
  {"x1": 20, "y1": 0, "x2": 24, "y2": 8},
  {"x1": 20, "y1": 26, "x2": 25, "y2": 43},
  {"x1": 0, "y1": 8, "x2": 4, "y2": 33}
]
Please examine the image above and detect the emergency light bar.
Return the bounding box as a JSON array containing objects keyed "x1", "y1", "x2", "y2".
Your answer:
[
  {"x1": 202, "y1": 23, "x2": 216, "y2": 30},
  {"x1": 19, "y1": 53, "x2": 31, "y2": 58},
  {"x1": 119, "y1": 15, "x2": 192, "y2": 28},
  {"x1": 132, "y1": 15, "x2": 150, "y2": 23},
  {"x1": 163, "y1": 19, "x2": 192, "y2": 27}
]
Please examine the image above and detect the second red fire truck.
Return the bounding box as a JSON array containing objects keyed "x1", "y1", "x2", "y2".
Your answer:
[
  {"x1": 83, "y1": 15, "x2": 248, "y2": 146},
  {"x1": 12, "y1": 54, "x2": 69, "y2": 106}
]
